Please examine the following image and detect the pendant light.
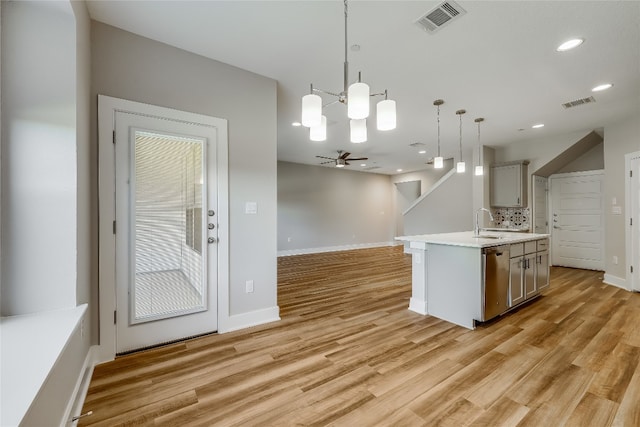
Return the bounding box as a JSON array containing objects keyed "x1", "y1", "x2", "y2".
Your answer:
[
  {"x1": 456, "y1": 109, "x2": 466, "y2": 173},
  {"x1": 433, "y1": 99, "x2": 444, "y2": 169},
  {"x1": 310, "y1": 115, "x2": 327, "y2": 141},
  {"x1": 474, "y1": 117, "x2": 484, "y2": 176},
  {"x1": 300, "y1": 0, "x2": 396, "y2": 143}
]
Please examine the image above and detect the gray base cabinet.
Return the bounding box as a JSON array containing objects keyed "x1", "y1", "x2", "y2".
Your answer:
[{"x1": 509, "y1": 238, "x2": 549, "y2": 308}]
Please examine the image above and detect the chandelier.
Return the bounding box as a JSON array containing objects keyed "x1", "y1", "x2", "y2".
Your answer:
[{"x1": 300, "y1": 0, "x2": 396, "y2": 143}]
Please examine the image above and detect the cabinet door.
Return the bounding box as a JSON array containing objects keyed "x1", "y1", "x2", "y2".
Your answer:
[
  {"x1": 537, "y1": 251, "x2": 550, "y2": 291},
  {"x1": 491, "y1": 164, "x2": 522, "y2": 207},
  {"x1": 510, "y1": 257, "x2": 525, "y2": 306},
  {"x1": 524, "y1": 254, "x2": 537, "y2": 299}
]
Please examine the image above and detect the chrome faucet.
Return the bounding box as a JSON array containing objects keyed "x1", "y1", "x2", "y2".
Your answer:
[{"x1": 475, "y1": 208, "x2": 494, "y2": 236}]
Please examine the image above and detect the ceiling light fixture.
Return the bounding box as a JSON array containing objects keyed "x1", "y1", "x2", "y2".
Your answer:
[
  {"x1": 335, "y1": 158, "x2": 346, "y2": 168},
  {"x1": 456, "y1": 109, "x2": 466, "y2": 173},
  {"x1": 433, "y1": 99, "x2": 444, "y2": 169},
  {"x1": 300, "y1": 0, "x2": 396, "y2": 143},
  {"x1": 309, "y1": 115, "x2": 327, "y2": 141},
  {"x1": 592, "y1": 83, "x2": 613, "y2": 92},
  {"x1": 292, "y1": 122, "x2": 302, "y2": 127},
  {"x1": 556, "y1": 38, "x2": 584, "y2": 52},
  {"x1": 418, "y1": 150, "x2": 426, "y2": 154},
  {"x1": 397, "y1": 169, "x2": 403, "y2": 172},
  {"x1": 474, "y1": 117, "x2": 484, "y2": 176},
  {"x1": 532, "y1": 123, "x2": 544, "y2": 129}
]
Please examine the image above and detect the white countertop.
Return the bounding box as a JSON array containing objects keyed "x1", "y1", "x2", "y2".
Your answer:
[{"x1": 395, "y1": 230, "x2": 550, "y2": 248}]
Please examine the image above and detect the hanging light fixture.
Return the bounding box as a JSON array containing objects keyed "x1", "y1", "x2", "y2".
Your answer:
[
  {"x1": 474, "y1": 117, "x2": 484, "y2": 176},
  {"x1": 433, "y1": 99, "x2": 444, "y2": 169},
  {"x1": 310, "y1": 115, "x2": 327, "y2": 141},
  {"x1": 456, "y1": 109, "x2": 466, "y2": 173},
  {"x1": 300, "y1": 0, "x2": 396, "y2": 143}
]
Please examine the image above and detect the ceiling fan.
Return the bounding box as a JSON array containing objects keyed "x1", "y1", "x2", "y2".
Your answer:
[{"x1": 316, "y1": 150, "x2": 368, "y2": 168}]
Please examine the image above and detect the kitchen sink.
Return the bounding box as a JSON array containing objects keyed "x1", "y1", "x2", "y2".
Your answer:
[{"x1": 476, "y1": 235, "x2": 504, "y2": 239}]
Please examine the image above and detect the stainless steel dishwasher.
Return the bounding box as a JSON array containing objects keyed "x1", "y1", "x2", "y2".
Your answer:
[{"x1": 481, "y1": 245, "x2": 510, "y2": 321}]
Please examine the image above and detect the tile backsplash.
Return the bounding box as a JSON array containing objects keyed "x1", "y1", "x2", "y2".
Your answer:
[{"x1": 490, "y1": 207, "x2": 530, "y2": 230}]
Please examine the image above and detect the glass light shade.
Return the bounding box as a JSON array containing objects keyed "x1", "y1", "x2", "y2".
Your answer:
[
  {"x1": 434, "y1": 156, "x2": 444, "y2": 169},
  {"x1": 475, "y1": 165, "x2": 484, "y2": 176},
  {"x1": 336, "y1": 159, "x2": 346, "y2": 168},
  {"x1": 376, "y1": 99, "x2": 396, "y2": 131},
  {"x1": 347, "y1": 82, "x2": 370, "y2": 119},
  {"x1": 350, "y1": 119, "x2": 367, "y2": 143},
  {"x1": 309, "y1": 115, "x2": 327, "y2": 141},
  {"x1": 301, "y1": 94, "x2": 322, "y2": 127},
  {"x1": 457, "y1": 161, "x2": 466, "y2": 173}
]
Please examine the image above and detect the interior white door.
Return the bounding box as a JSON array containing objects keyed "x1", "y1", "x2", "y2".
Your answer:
[
  {"x1": 533, "y1": 175, "x2": 549, "y2": 234},
  {"x1": 550, "y1": 171, "x2": 604, "y2": 270},
  {"x1": 114, "y1": 111, "x2": 219, "y2": 354}
]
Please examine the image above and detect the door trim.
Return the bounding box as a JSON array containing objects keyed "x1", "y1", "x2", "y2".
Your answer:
[
  {"x1": 626, "y1": 151, "x2": 640, "y2": 291},
  {"x1": 97, "y1": 95, "x2": 229, "y2": 362}
]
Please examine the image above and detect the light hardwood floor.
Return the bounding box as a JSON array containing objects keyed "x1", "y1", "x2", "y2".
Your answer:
[{"x1": 80, "y1": 245, "x2": 640, "y2": 426}]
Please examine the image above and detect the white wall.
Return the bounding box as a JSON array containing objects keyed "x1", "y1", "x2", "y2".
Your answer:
[
  {"x1": 91, "y1": 22, "x2": 278, "y2": 319},
  {"x1": 1, "y1": 0, "x2": 77, "y2": 315},
  {"x1": 278, "y1": 161, "x2": 394, "y2": 253},
  {"x1": 603, "y1": 114, "x2": 640, "y2": 280}
]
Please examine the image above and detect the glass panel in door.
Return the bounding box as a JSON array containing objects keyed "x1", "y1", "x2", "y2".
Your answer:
[{"x1": 132, "y1": 131, "x2": 206, "y2": 324}]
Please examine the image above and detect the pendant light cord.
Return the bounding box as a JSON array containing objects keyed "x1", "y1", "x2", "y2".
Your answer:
[
  {"x1": 437, "y1": 104, "x2": 441, "y2": 157},
  {"x1": 459, "y1": 114, "x2": 463, "y2": 160}
]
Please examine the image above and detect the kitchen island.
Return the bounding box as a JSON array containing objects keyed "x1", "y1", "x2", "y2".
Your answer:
[{"x1": 396, "y1": 231, "x2": 550, "y2": 329}]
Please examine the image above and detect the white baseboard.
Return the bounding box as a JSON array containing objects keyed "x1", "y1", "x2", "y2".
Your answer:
[
  {"x1": 219, "y1": 306, "x2": 280, "y2": 333},
  {"x1": 603, "y1": 273, "x2": 628, "y2": 290},
  {"x1": 63, "y1": 346, "x2": 98, "y2": 427},
  {"x1": 278, "y1": 241, "x2": 402, "y2": 257},
  {"x1": 409, "y1": 298, "x2": 428, "y2": 315}
]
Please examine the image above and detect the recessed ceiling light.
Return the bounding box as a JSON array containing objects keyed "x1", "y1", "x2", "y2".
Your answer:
[
  {"x1": 532, "y1": 123, "x2": 545, "y2": 129},
  {"x1": 418, "y1": 150, "x2": 427, "y2": 154},
  {"x1": 360, "y1": 163, "x2": 367, "y2": 167},
  {"x1": 592, "y1": 83, "x2": 613, "y2": 92},
  {"x1": 291, "y1": 122, "x2": 302, "y2": 127},
  {"x1": 397, "y1": 169, "x2": 403, "y2": 172},
  {"x1": 556, "y1": 38, "x2": 584, "y2": 52}
]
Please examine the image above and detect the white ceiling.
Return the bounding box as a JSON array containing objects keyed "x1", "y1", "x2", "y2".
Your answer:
[{"x1": 86, "y1": 0, "x2": 640, "y2": 175}]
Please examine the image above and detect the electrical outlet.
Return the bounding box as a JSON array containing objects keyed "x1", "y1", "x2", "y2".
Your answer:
[
  {"x1": 613, "y1": 256, "x2": 619, "y2": 265},
  {"x1": 246, "y1": 280, "x2": 254, "y2": 293}
]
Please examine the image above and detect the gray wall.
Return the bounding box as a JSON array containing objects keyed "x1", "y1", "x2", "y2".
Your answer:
[
  {"x1": 91, "y1": 22, "x2": 278, "y2": 318},
  {"x1": 604, "y1": 115, "x2": 640, "y2": 280},
  {"x1": 278, "y1": 161, "x2": 393, "y2": 252},
  {"x1": 557, "y1": 141, "x2": 604, "y2": 174},
  {"x1": 403, "y1": 169, "x2": 474, "y2": 236}
]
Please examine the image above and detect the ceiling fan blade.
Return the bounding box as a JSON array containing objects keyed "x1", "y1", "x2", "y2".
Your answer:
[
  {"x1": 347, "y1": 157, "x2": 368, "y2": 161},
  {"x1": 339, "y1": 152, "x2": 351, "y2": 159},
  {"x1": 345, "y1": 161, "x2": 351, "y2": 166},
  {"x1": 319, "y1": 160, "x2": 334, "y2": 165},
  {"x1": 316, "y1": 156, "x2": 336, "y2": 160}
]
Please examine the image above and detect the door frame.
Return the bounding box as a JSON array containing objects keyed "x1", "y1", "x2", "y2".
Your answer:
[
  {"x1": 626, "y1": 151, "x2": 640, "y2": 291},
  {"x1": 97, "y1": 95, "x2": 229, "y2": 362}
]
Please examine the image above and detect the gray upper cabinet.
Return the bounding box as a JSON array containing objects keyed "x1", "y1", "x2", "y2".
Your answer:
[{"x1": 490, "y1": 161, "x2": 529, "y2": 207}]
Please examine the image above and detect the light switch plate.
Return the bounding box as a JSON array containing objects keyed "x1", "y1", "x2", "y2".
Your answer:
[{"x1": 245, "y1": 202, "x2": 257, "y2": 214}]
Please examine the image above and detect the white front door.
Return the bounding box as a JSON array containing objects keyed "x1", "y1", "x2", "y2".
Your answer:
[
  {"x1": 533, "y1": 175, "x2": 549, "y2": 234},
  {"x1": 98, "y1": 95, "x2": 229, "y2": 357},
  {"x1": 550, "y1": 171, "x2": 604, "y2": 270}
]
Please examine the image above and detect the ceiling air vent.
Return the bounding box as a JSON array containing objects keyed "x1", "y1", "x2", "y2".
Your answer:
[
  {"x1": 363, "y1": 166, "x2": 381, "y2": 171},
  {"x1": 562, "y1": 96, "x2": 596, "y2": 109},
  {"x1": 415, "y1": 1, "x2": 467, "y2": 34},
  {"x1": 409, "y1": 142, "x2": 426, "y2": 147}
]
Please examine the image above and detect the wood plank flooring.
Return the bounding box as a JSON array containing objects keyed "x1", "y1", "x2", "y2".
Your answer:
[{"x1": 80, "y1": 245, "x2": 640, "y2": 426}]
